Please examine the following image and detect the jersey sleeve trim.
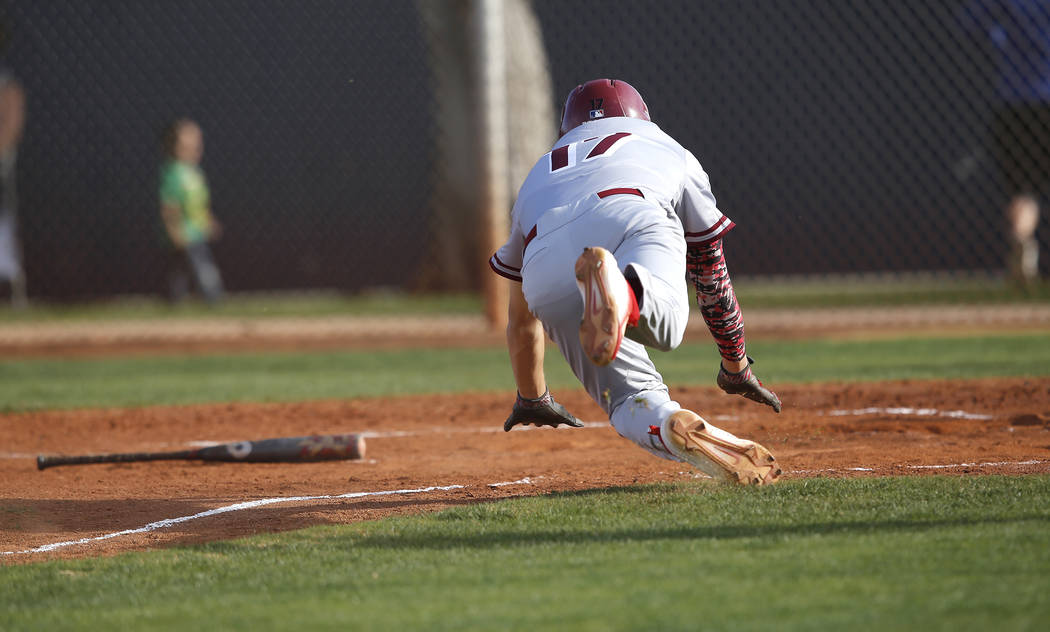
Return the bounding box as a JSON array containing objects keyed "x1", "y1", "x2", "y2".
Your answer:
[
  {"x1": 489, "y1": 253, "x2": 523, "y2": 282},
  {"x1": 685, "y1": 216, "x2": 735, "y2": 245}
]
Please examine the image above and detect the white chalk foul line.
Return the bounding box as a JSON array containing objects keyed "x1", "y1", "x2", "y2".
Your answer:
[
  {"x1": 488, "y1": 476, "x2": 537, "y2": 488},
  {"x1": 7, "y1": 457, "x2": 1048, "y2": 556},
  {"x1": 1, "y1": 407, "x2": 1033, "y2": 554},
  {"x1": 825, "y1": 407, "x2": 993, "y2": 420},
  {"x1": 792, "y1": 459, "x2": 1050, "y2": 475},
  {"x1": 2, "y1": 479, "x2": 539, "y2": 557},
  {"x1": 908, "y1": 459, "x2": 1048, "y2": 470}
]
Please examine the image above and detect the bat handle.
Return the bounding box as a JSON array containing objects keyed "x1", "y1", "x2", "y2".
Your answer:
[
  {"x1": 37, "y1": 454, "x2": 95, "y2": 470},
  {"x1": 37, "y1": 455, "x2": 73, "y2": 470},
  {"x1": 36, "y1": 451, "x2": 196, "y2": 470}
]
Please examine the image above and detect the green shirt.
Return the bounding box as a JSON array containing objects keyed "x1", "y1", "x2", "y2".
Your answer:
[{"x1": 159, "y1": 160, "x2": 211, "y2": 245}]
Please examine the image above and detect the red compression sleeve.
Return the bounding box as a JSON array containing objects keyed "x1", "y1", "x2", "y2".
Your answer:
[{"x1": 685, "y1": 238, "x2": 746, "y2": 362}]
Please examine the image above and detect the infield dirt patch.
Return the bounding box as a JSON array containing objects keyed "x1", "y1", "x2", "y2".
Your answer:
[{"x1": 3, "y1": 377, "x2": 1049, "y2": 563}]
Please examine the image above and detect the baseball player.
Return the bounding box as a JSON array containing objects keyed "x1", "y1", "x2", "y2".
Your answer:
[{"x1": 490, "y1": 79, "x2": 782, "y2": 485}]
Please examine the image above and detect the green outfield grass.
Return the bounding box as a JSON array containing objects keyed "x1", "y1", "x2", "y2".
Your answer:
[
  {"x1": 0, "y1": 277, "x2": 1045, "y2": 323},
  {"x1": 1, "y1": 332, "x2": 1048, "y2": 412},
  {"x1": 0, "y1": 291, "x2": 483, "y2": 322},
  {"x1": 735, "y1": 276, "x2": 1050, "y2": 308},
  {"x1": 3, "y1": 475, "x2": 1048, "y2": 631}
]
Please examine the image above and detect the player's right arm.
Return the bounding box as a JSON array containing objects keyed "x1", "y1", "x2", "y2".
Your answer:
[
  {"x1": 506, "y1": 282, "x2": 545, "y2": 399},
  {"x1": 491, "y1": 207, "x2": 583, "y2": 431},
  {"x1": 500, "y1": 280, "x2": 583, "y2": 431}
]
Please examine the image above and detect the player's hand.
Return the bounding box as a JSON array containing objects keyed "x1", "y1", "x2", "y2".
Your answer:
[
  {"x1": 504, "y1": 389, "x2": 584, "y2": 431},
  {"x1": 717, "y1": 356, "x2": 782, "y2": 413}
]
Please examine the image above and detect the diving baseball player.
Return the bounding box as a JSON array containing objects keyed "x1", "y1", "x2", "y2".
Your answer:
[{"x1": 490, "y1": 79, "x2": 782, "y2": 485}]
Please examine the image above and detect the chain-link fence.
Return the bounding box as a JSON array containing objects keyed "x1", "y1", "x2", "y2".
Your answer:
[
  {"x1": 536, "y1": 0, "x2": 1050, "y2": 283},
  {"x1": 0, "y1": 0, "x2": 1047, "y2": 302}
]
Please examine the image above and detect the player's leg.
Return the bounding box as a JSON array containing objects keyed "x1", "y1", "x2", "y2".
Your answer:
[
  {"x1": 522, "y1": 200, "x2": 690, "y2": 422},
  {"x1": 659, "y1": 409, "x2": 781, "y2": 485},
  {"x1": 521, "y1": 218, "x2": 671, "y2": 430},
  {"x1": 522, "y1": 204, "x2": 780, "y2": 484},
  {"x1": 607, "y1": 388, "x2": 781, "y2": 485},
  {"x1": 573, "y1": 245, "x2": 637, "y2": 366},
  {"x1": 532, "y1": 292, "x2": 676, "y2": 460},
  {"x1": 602, "y1": 383, "x2": 778, "y2": 480},
  {"x1": 562, "y1": 339, "x2": 781, "y2": 484},
  {"x1": 612, "y1": 207, "x2": 690, "y2": 352},
  {"x1": 571, "y1": 199, "x2": 690, "y2": 364},
  {"x1": 531, "y1": 282, "x2": 783, "y2": 484}
]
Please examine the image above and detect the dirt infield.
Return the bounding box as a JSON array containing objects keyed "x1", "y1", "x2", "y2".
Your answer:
[{"x1": 3, "y1": 377, "x2": 1048, "y2": 564}]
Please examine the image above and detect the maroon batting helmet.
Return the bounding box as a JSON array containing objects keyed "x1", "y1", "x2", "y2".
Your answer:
[{"x1": 559, "y1": 79, "x2": 651, "y2": 137}]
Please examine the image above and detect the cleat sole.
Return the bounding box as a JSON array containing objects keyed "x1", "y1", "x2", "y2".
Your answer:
[
  {"x1": 664, "y1": 410, "x2": 782, "y2": 486},
  {"x1": 576, "y1": 248, "x2": 628, "y2": 367}
]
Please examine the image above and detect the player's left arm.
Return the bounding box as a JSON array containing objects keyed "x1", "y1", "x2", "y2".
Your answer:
[
  {"x1": 686, "y1": 238, "x2": 781, "y2": 412},
  {"x1": 503, "y1": 282, "x2": 583, "y2": 431},
  {"x1": 676, "y1": 148, "x2": 780, "y2": 412}
]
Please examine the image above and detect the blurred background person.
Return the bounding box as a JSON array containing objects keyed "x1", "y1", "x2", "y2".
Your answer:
[
  {"x1": 1006, "y1": 192, "x2": 1041, "y2": 287},
  {"x1": 966, "y1": 0, "x2": 1050, "y2": 287},
  {"x1": 159, "y1": 118, "x2": 224, "y2": 305},
  {"x1": 0, "y1": 14, "x2": 25, "y2": 306}
]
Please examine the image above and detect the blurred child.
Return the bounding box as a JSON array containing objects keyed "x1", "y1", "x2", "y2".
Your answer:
[
  {"x1": 159, "y1": 118, "x2": 224, "y2": 304},
  {"x1": 0, "y1": 17, "x2": 25, "y2": 306}
]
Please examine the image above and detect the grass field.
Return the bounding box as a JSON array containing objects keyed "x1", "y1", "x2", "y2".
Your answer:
[
  {"x1": 2, "y1": 332, "x2": 1048, "y2": 411},
  {"x1": 2, "y1": 305, "x2": 1049, "y2": 630},
  {"x1": 0, "y1": 277, "x2": 1045, "y2": 323},
  {"x1": 2, "y1": 476, "x2": 1048, "y2": 631}
]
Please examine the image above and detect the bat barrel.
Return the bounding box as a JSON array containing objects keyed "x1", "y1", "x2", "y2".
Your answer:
[{"x1": 201, "y1": 434, "x2": 366, "y2": 462}]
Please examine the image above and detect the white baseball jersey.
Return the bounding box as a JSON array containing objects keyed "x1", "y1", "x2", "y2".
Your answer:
[
  {"x1": 489, "y1": 116, "x2": 733, "y2": 284},
  {"x1": 488, "y1": 116, "x2": 737, "y2": 463}
]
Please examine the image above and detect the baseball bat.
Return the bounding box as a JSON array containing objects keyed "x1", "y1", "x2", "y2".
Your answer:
[{"x1": 36, "y1": 433, "x2": 366, "y2": 470}]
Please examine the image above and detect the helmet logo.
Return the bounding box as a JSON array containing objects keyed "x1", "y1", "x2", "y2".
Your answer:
[{"x1": 589, "y1": 98, "x2": 604, "y2": 120}]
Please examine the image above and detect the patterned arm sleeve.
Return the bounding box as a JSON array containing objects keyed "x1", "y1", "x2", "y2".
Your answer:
[{"x1": 685, "y1": 238, "x2": 746, "y2": 362}]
